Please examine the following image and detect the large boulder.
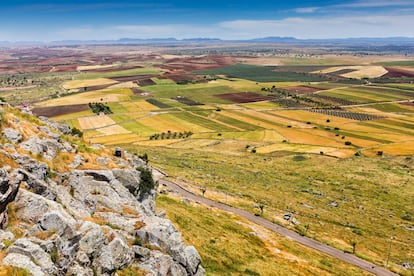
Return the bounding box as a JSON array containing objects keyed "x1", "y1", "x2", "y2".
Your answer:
[
  {"x1": 137, "y1": 216, "x2": 204, "y2": 275},
  {"x1": 93, "y1": 236, "x2": 133, "y2": 274},
  {"x1": 2, "y1": 128, "x2": 22, "y2": 144},
  {"x1": 19, "y1": 136, "x2": 63, "y2": 160},
  {"x1": 7, "y1": 238, "x2": 58, "y2": 275},
  {"x1": 0, "y1": 169, "x2": 22, "y2": 228},
  {"x1": 3, "y1": 253, "x2": 45, "y2": 276}
]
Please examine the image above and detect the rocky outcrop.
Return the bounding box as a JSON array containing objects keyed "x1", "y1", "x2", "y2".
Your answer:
[
  {"x1": 0, "y1": 168, "x2": 21, "y2": 228},
  {"x1": 0, "y1": 107, "x2": 205, "y2": 275}
]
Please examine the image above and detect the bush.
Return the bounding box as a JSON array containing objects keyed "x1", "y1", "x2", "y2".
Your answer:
[
  {"x1": 345, "y1": 141, "x2": 352, "y2": 146},
  {"x1": 133, "y1": 236, "x2": 142, "y2": 246},
  {"x1": 71, "y1": 127, "x2": 83, "y2": 138},
  {"x1": 137, "y1": 167, "x2": 155, "y2": 200}
]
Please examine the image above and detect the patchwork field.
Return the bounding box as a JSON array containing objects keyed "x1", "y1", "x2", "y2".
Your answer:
[{"x1": 4, "y1": 46, "x2": 414, "y2": 274}]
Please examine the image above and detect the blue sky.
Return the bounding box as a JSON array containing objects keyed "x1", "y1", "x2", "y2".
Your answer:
[{"x1": 1, "y1": 0, "x2": 414, "y2": 41}]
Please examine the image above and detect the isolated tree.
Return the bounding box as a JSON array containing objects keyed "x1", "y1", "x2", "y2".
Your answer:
[
  {"x1": 350, "y1": 240, "x2": 357, "y2": 254},
  {"x1": 200, "y1": 186, "x2": 207, "y2": 197},
  {"x1": 259, "y1": 203, "x2": 265, "y2": 216},
  {"x1": 304, "y1": 224, "x2": 310, "y2": 235}
]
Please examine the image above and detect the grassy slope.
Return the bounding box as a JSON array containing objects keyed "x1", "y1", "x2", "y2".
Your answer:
[
  {"x1": 128, "y1": 145, "x2": 414, "y2": 275},
  {"x1": 157, "y1": 195, "x2": 370, "y2": 276}
]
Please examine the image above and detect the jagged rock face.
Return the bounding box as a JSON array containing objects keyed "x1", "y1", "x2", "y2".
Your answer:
[{"x1": 0, "y1": 110, "x2": 205, "y2": 276}]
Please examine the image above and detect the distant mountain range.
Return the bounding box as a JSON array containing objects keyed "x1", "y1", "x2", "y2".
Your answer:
[{"x1": 1, "y1": 36, "x2": 414, "y2": 46}]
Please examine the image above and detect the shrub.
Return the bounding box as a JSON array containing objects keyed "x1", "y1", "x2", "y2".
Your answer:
[
  {"x1": 137, "y1": 167, "x2": 155, "y2": 200},
  {"x1": 133, "y1": 236, "x2": 142, "y2": 246},
  {"x1": 71, "y1": 127, "x2": 83, "y2": 138},
  {"x1": 345, "y1": 141, "x2": 352, "y2": 145}
]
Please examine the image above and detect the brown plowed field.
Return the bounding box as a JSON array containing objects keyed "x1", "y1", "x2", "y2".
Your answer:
[
  {"x1": 216, "y1": 92, "x2": 277, "y2": 103},
  {"x1": 160, "y1": 55, "x2": 237, "y2": 73},
  {"x1": 284, "y1": 85, "x2": 325, "y2": 94},
  {"x1": 32, "y1": 104, "x2": 89, "y2": 117},
  {"x1": 138, "y1": 78, "x2": 156, "y2": 86},
  {"x1": 383, "y1": 67, "x2": 414, "y2": 78},
  {"x1": 109, "y1": 75, "x2": 157, "y2": 82},
  {"x1": 400, "y1": 101, "x2": 414, "y2": 106},
  {"x1": 162, "y1": 74, "x2": 201, "y2": 82},
  {"x1": 130, "y1": 88, "x2": 146, "y2": 95},
  {"x1": 85, "y1": 65, "x2": 144, "y2": 73}
]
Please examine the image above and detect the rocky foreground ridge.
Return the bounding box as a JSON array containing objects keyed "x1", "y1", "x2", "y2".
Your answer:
[{"x1": 0, "y1": 104, "x2": 205, "y2": 275}]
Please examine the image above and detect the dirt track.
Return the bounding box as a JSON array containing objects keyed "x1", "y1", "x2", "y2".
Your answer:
[{"x1": 159, "y1": 178, "x2": 398, "y2": 276}]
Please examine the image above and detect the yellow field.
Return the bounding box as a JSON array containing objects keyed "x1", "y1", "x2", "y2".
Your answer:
[
  {"x1": 362, "y1": 141, "x2": 414, "y2": 156},
  {"x1": 62, "y1": 78, "x2": 118, "y2": 89},
  {"x1": 220, "y1": 110, "x2": 280, "y2": 130},
  {"x1": 109, "y1": 81, "x2": 139, "y2": 88},
  {"x1": 78, "y1": 115, "x2": 117, "y2": 129},
  {"x1": 77, "y1": 64, "x2": 117, "y2": 71},
  {"x1": 241, "y1": 101, "x2": 281, "y2": 109},
  {"x1": 133, "y1": 139, "x2": 180, "y2": 147},
  {"x1": 257, "y1": 143, "x2": 341, "y2": 155},
  {"x1": 240, "y1": 109, "x2": 313, "y2": 129},
  {"x1": 96, "y1": 124, "x2": 130, "y2": 135},
  {"x1": 89, "y1": 133, "x2": 141, "y2": 145},
  {"x1": 274, "y1": 127, "x2": 347, "y2": 147},
  {"x1": 167, "y1": 138, "x2": 220, "y2": 149},
  {"x1": 315, "y1": 66, "x2": 388, "y2": 79},
  {"x1": 37, "y1": 88, "x2": 132, "y2": 107},
  {"x1": 122, "y1": 101, "x2": 159, "y2": 112},
  {"x1": 138, "y1": 114, "x2": 211, "y2": 133}
]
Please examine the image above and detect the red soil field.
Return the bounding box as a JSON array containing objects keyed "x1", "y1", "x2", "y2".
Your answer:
[
  {"x1": 383, "y1": 67, "x2": 414, "y2": 78},
  {"x1": 216, "y1": 92, "x2": 277, "y2": 103},
  {"x1": 83, "y1": 65, "x2": 143, "y2": 73},
  {"x1": 32, "y1": 104, "x2": 89, "y2": 117},
  {"x1": 400, "y1": 101, "x2": 414, "y2": 107}
]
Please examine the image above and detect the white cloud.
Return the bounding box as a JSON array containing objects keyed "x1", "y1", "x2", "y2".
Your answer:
[
  {"x1": 217, "y1": 15, "x2": 414, "y2": 39},
  {"x1": 5, "y1": 13, "x2": 414, "y2": 41},
  {"x1": 295, "y1": 7, "x2": 320, "y2": 14},
  {"x1": 336, "y1": 0, "x2": 414, "y2": 8}
]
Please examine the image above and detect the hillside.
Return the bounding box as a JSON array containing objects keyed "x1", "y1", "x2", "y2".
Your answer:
[{"x1": 0, "y1": 104, "x2": 204, "y2": 275}]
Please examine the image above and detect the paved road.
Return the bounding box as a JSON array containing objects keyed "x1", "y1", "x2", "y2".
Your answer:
[{"x1": 159, "y1": 178, "x2": 398, "y2": 276}]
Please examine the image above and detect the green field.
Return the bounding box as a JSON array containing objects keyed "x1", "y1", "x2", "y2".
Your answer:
[
  {"x1": 196, "y1": 63, "x2": 329, "y2": 82},
  {"x1": 74, "y1": 67, "x2": 163, "y2": 80}
]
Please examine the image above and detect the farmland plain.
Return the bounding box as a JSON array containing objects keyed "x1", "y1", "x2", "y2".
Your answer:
[{"x1": 2, "y1": 44, "x2": 414, "y2": 275}]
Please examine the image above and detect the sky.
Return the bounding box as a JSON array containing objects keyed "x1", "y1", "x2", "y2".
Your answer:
[{"x1": 1, "y1": 0, "x2": 414, "y2": 41}]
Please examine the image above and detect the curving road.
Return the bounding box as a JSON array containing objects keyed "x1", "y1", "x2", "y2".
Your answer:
[{"x1": 159, "y1": 178, "x2": 398, "y2": 276}]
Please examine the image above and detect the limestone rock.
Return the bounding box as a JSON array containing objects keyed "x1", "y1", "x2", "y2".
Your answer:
[
  {"x1": 7, "y1": 238, "x2": 58, "y2": 275},
  {"x1": 3, "y1": 253, "x2": 45, "y2": 276},
  {"x1": 2, "y1": 128, "x2": 22, "y2": 143}
]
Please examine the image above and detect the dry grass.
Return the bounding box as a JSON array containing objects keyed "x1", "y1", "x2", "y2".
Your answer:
[
  {"x1": 77, "y1": 64, "x2": 117, "y2": 71},
  {"x1": 0, "y1": 266, "x2": 29, "y2": 276},
  {"x1": 78, "y1": 115, "x2": 116, "y2": 130},
  {"x1": 62, "y1": 78, "x2": 118, "y2": 89},
  {"x1": 122, "y1": 206, "x2": 139, "y2": 216},
  {"x1": 82, "y1": 216, "x2": 108, "y2": 226},
  {"x1": 134, "y1": 221, "x2": 146, "y2": 230},
  {"x1": 315, "y1": 66, "x2": 388, "y2": 79},
  {"x1": 157, "y1": 195, "x2": 370, "y2": 276},
  {"x1": 122, "y1": 101, "x2": 159, "y2": 112},
  {"x1": 34, "y1": 230, "x2": 57, "y2": 240}
]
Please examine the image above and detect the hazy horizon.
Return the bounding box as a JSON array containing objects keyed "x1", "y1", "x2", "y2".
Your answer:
[{"x1": 1, "y1": 0, "x2": 414, "y2": 42}]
